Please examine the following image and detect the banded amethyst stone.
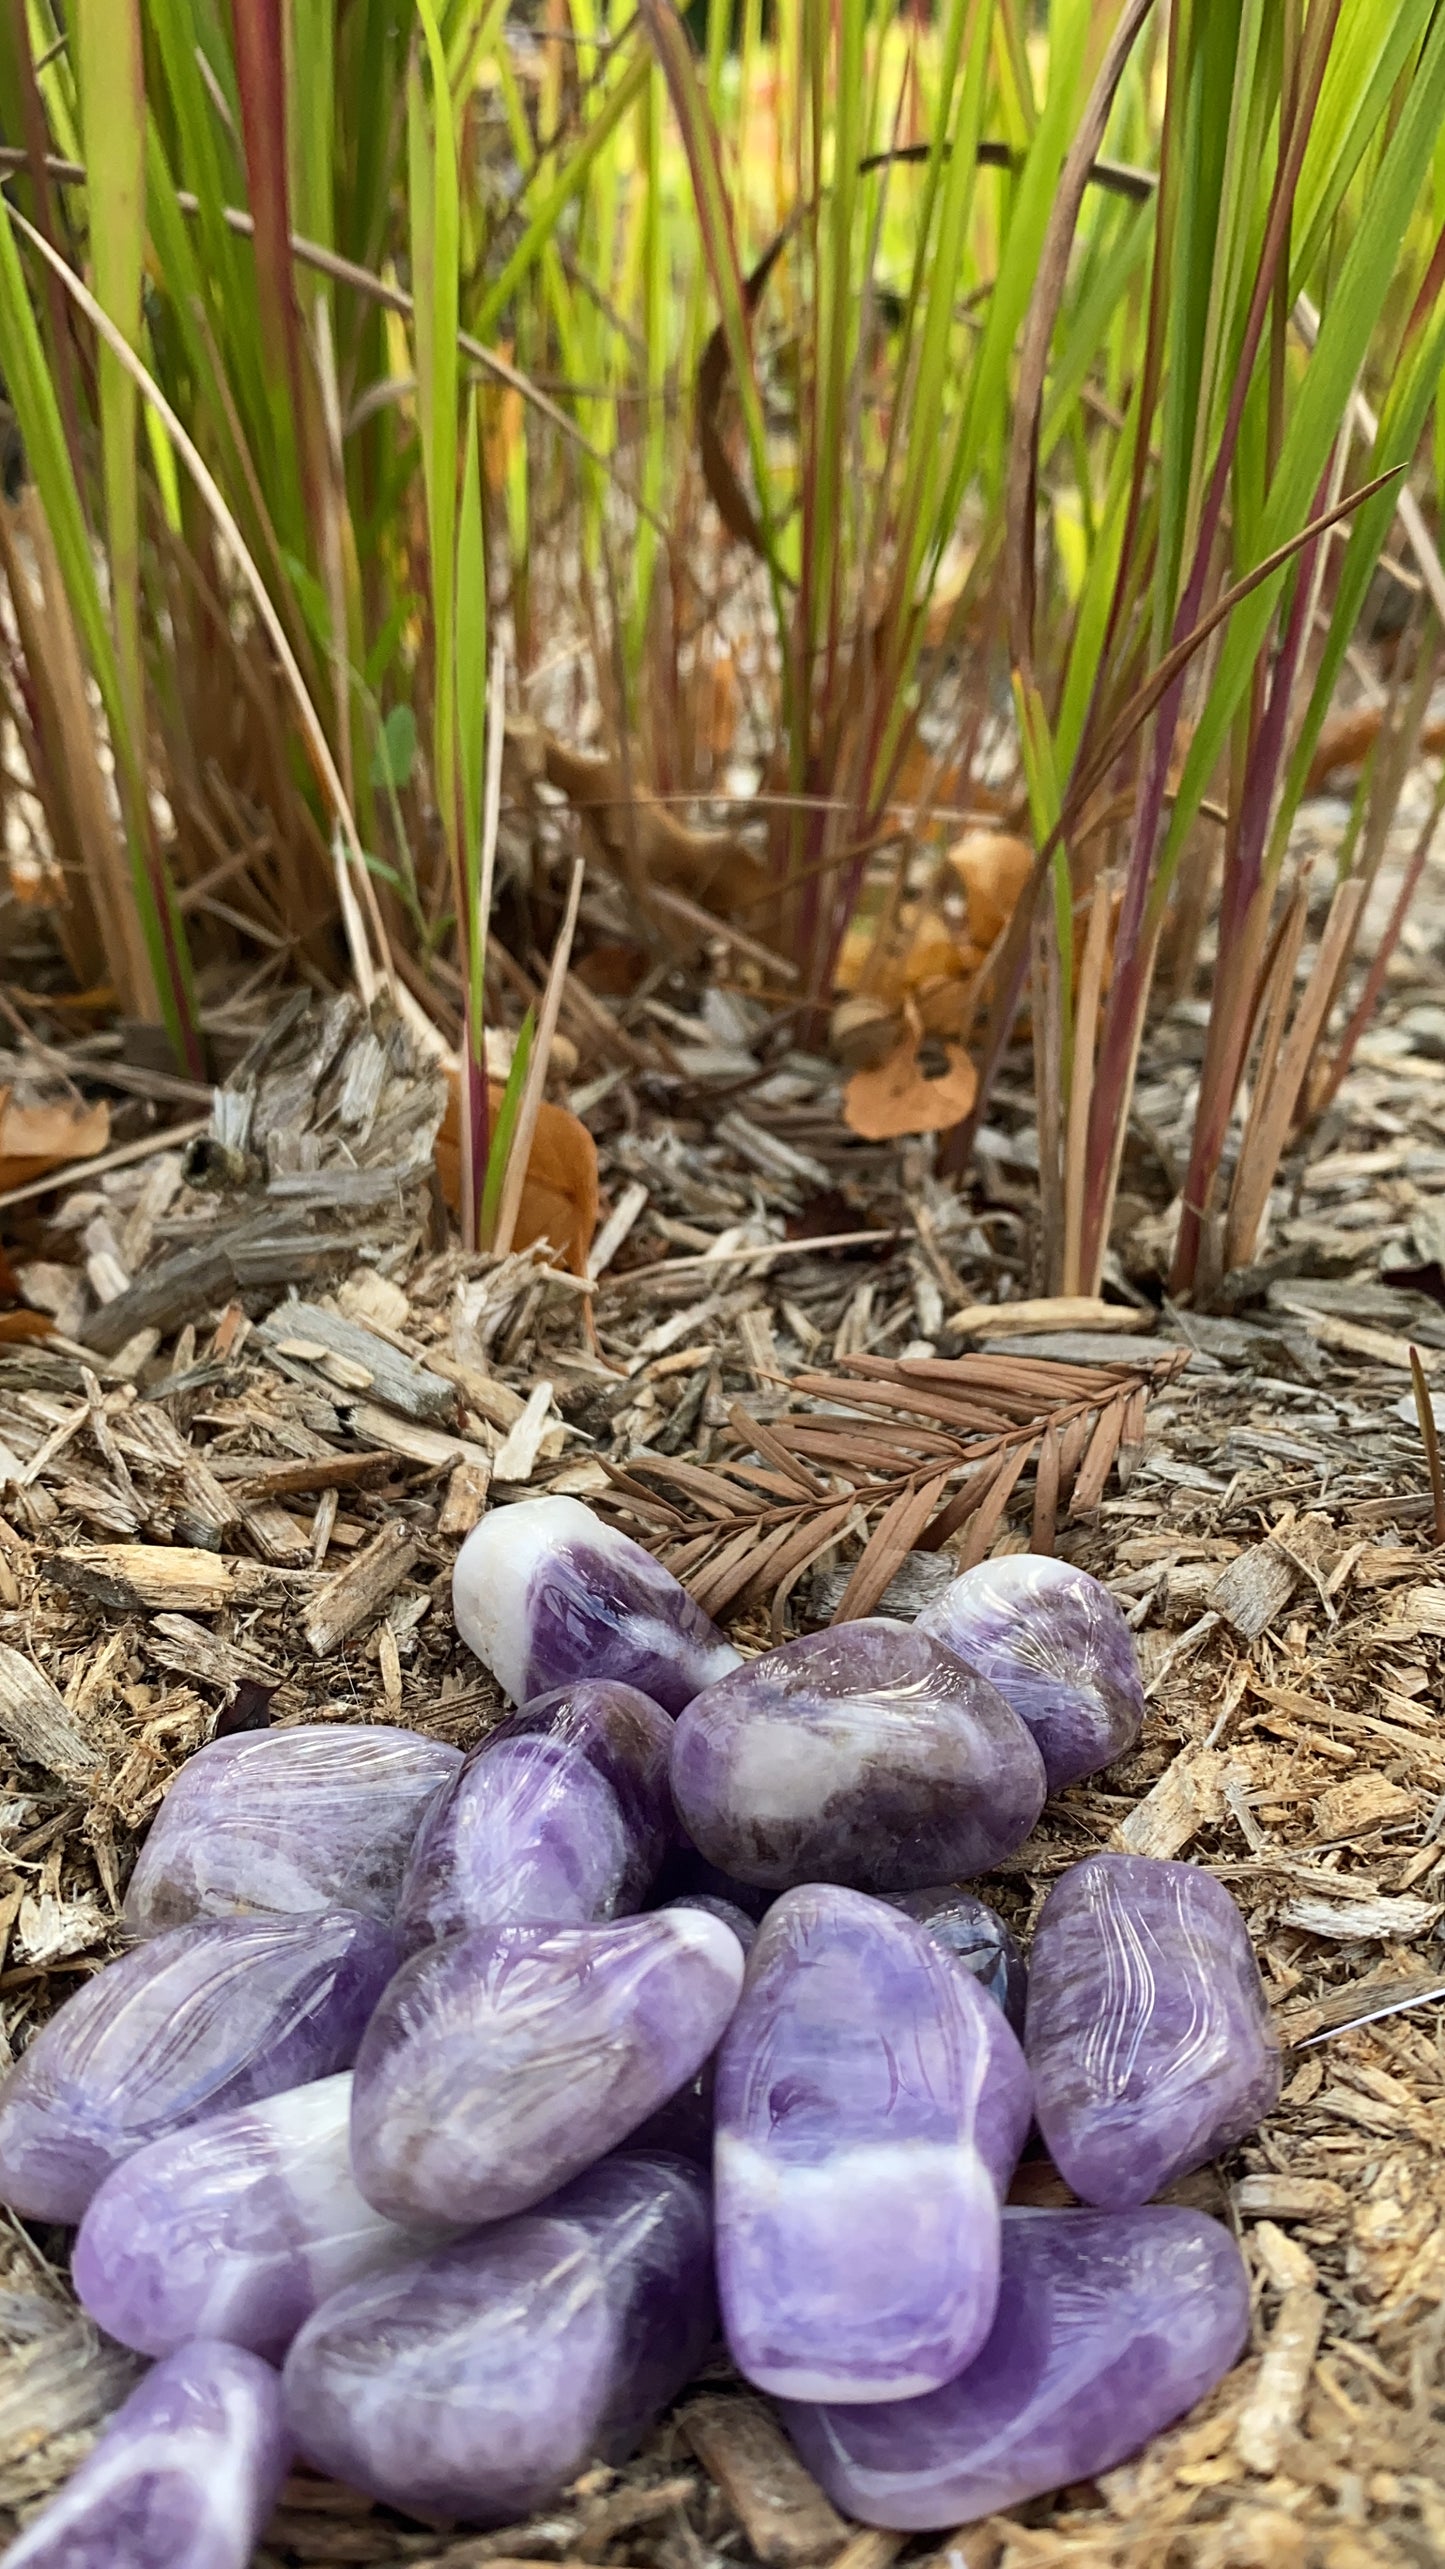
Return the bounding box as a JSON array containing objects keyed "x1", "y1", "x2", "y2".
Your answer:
[
  {"x1": 630, "y1": 1896, "x2": 758, "y2": 2160},
  {"x1": 1, "y1": 2339, "x2": 289, "y2": 2569},
  {"x1": 124, "y1": 1723, "x2": 461, "y2": 1932},
  {"x1": 715, "y1": 1886, "x2": 1031, "y2": 2402},
  {"x1": 453, "y1": 1495, "x2": 739, "y2": 1713},
  {"x1": 284, "y1": 2153, "x2": 712, "y2": 2523},
  {"x1": 73, "y1": 2075, "x2": 428, "y2": 2361},
  {"x1": 782, "y1": 2206, "x2": 1251, "y2": 2528},
  {"x1": 398, "y1": 1681, "x2": 674, "y2": 1947},
  {"x1": 351, "y1": 1908, "x2": 744, "y2": 2226},
  {"x1": 1027, "y1": 1853, "x2": 1282, "y2": 2207},
  {"x1": 0, "y1": 1913, "x2": 396, "y2": 2222},
  {"x1": 671, "y1": 1622, "x2": 1046, "y2": 1891},
  {"x1": 918, "y1": 1555, "x2": 1143, "y2": 1789},
  {"x1": 882, "y1": 1886, "x2": 1027, "y2": 2035}
]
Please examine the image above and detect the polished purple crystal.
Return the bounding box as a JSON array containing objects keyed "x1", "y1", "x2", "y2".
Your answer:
[
  {"x1": 715, "y1": 1886, "x2": 1031, "y2": 2402},
  {"x1": 284, "y1": 2152, "x2": 712, "y2": 2523},
  {"x1": 629, "y1": 1896, "x2": 757, "y2": 2160},
  {"x1": 882, "y1": 1886, "x2": 1027, "y2": 2035},
  {"x1": 0, "y1": 2339, "x2": 289, "y2": 2569},
  {"x1": 453, "y1": 1495, "x2": 739, "y2": 1713},
  {"x1": 123, "y1": 1723, "x2": 460, "y2": 1934},
  {"x1": 918, "y1": 1555, "x2": 1144, "y2": 1789},
  {"x1": 781, "y1": 2206, "x2": 1251, "y2": 2528},
  {"x1": 671, "y1": 1622, "x2": 1046, "y2": 1891},
  {"x1": 397, "y1": 1681, "x2": 674, "y2": 1947},
  {"x1": 0, "y1": 1913, "x2": 397, "y2": 2223},
  {"x1": 72, "y1": 2074, "x2": 430, "y2": 2361},
  {"x1": 350, "y1": 1908, "x2": 744, "y2": 2226},
  {"x1": 1027, "y1": 1853, "x2": 1282, "y2": 2207}
]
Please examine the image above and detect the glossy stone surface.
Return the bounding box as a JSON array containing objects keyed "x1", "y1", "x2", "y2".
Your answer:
[
  {"x1": 351, "y1": 1909, "x2": 745, "y2": 2226},
  {"x1": 73, "y1": 2075, "x2": 430, "y2": 2362},
  {"x1": 882, "y1": 1886, "x2": 1027, "y2": 2035},
  {"x1": 781, "y1": 2206, "x2": 1250, "y2": 2528},
  {"x1": 715, "y1": 1886, "x2": 1031, "y2": 2402},
  {"x1": 671, "y1": 1622, "x2": 1047, "y2": 1891},
  {"x1": 918, "y1": 1555, "x2": 1144, "y2": 1790},
  {"x1": 0, "y1": 1914, "x2": 397, "y2": 2223},
  {"x1": 284, "y1": 2152, "x2": 712, "y2": 2523},
  {"x1": 124, "y1": 1723, "x2": 461, "y2": 1933},
  {"x1": 453, "y1": 1495, "x2": 740, "y2": 1714},
  {"x1": 1, "y1": 2339, "x2": 289, "y2": 2569},
  {"x1": 398, "y1": 1681, "x2": 674, "y2": 1947},
  {"x1": 1026, "y1": 1854, "x2": 1282, "y2": 2207},
  {"x1": 628, "y1": 1896, "x2": 758, "y2": 2160}
]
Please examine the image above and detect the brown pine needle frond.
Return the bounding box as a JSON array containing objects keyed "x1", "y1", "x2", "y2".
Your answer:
[{"x1": 604, "y1": 1347, "x2": 1186, "y2": 1620}]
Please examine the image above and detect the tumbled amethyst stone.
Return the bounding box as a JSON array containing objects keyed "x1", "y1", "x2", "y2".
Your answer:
[
  {"x1": 1027, "y1": 1853, "x2": 1282, "y2": 2207},
  {"x1": 882, "y1": 1886, "x2": 1027, "y2": 2035},
  {"x1": 715, "y1": 1886, "x2": 1031, "y2": 2402},
  {"x1": 1, "y1": 2339, "x2": 289, "y2": 2569},
  {"x1": 782, "y1": 2206, "x2": 1250, "y2": 2527},
  {"x1": 123, "y1": 1723, "x2": 460, "y2": 1934},
  {"x1": 397, "y1": 1680, "x2": 674, "y2": 1947},
  {"x1": 918, "y1": 1555, "x2": 1144, "y2": 1789},
  {"x1": 629, "y1": 1897, "x2": 758, "y2": 2160},
  {"x1": 0, "y1": 1913, "x2": 396, "y2": 2223},
  {"x1": 284, "y1": 2152, "x2": 712, "y2": 2523},
  {"x1": 73, "y1": 2074, "x2": 428, "y2": 2361},
  {"x1": 671, "y1": 1622, "x2": 1046, "y2": 1891},
  {"x1": 453, "y1": 1495, "x2": 739, "y2": 1713},
  {"x1": 351, "y1": 1908, "x2": 744, "y2": 2226}
]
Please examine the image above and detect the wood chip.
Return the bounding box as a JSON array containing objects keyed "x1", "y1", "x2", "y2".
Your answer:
[
  {"x1": 1235, "y1": 2286, "x2": 1326, "y2": 2475},
  {"x1": 1208, "y1": 1542, "x2": 1298, "y2": 1638},
  {"x1": 1276, "y1": 1892, "x2": 1441, "y2": 1941},
  {"x1": 681, "y1": 2395, "x2": 847, "y2": 2566},
  {"x1": 303, "y1": 1521, "x2": 419, "y2": 1655},
  {"x1": 438, "y1": 1461, "x2": 491, "y2": 1536},
  {"x1": 492, "y1": 1382, "x2": 556, "y2": 1482},
  {"x1": 948, "y1": 1295, "x2": 1153, "y2": 1338},
  {"x1": 1112, "y1": 1749, "x2": 1238, "y2": 1860},
  {"x1": 43, "y1": 1544, "x2": 272, "y2": 1615},
  {"x1": 259, "y1": 1299, "x2": 457, "y2": 1426},
  {"x1": 344, "y1": 1400, "x2": 493, "y2": 1475},
  {"x1": 0, "y1": 1642, "x2": 98, "y2": 1781},
  {"x1": 1232, "y1": 2175, "x2": 1347, "y2": 2220}
]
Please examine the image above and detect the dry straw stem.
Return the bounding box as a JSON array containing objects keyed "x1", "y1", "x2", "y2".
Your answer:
[
  {"x1": 491, "y1": 855, "x2": 585, "y2": 1260},
  {"x1": 1408, "y1": 1343, "x2": 1445, "y2": 1549}
]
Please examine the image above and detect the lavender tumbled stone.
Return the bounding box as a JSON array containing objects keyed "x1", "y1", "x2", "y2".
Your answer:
[
  {"x1": 672, "y1": 1622, "x2": 1046, "y2": 1891},
  {"x1": 124, "y1": 1723, "x2": 461, "y2": 1932},
  {"x1": 351, "y1": 1909, "x2": 744, "y2": 2226},
  {"x1": 73, "y1": 2075, "x2": 428, "y2": 2361},
  {"x1": 1027, "y1": 1853, "x2": 1282, "y2": 2207},
  {"x1": 883, "y1": 1886, "x2": 1027, "y2": 2035},
  {"x1": 918, "y1": 1555, "x2": 1144, "y2": 1789},
  {"x1": 1, "y1": 2339, "x2": 289, "y2": 2569},
  {"x1": 782, "y1": 2206, "x2": 1250, "y2": 2528},
  {"x1": 715, "y1": 1886, "x2": 1031, "y2": 2402},
  {"x1": 0, "y1": 1913, "x2": 396, "y2": 2223},
  {"x1": 398, "y1": 1680, "x2": 674, "y2": 1947},
  {"x1": 284, "y1": 2152, "x2": 712, "y2": 2522},
  {"x1": 453, "y1": 1495, "x2": 739, "y2": 1713}
]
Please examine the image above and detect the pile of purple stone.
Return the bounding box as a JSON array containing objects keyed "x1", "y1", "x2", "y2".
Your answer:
[{"x1": 0, "y1": 1496, "x2": 1281, "y2": 2569}]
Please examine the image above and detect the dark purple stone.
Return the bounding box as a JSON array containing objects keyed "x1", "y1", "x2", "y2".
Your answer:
[
  {"x1": 397, "y1": 1680, "x2": 674, "y2": 1948},
  {"x1": 123, "y1": 1723, "x2": 461, "y2": 1933},
  {"x1": 283, "y1": 2153, "x2": 713, "y2": 2523},
  {"x1": 881, "y1": 1886, "x2": 1027, "y2": 2034},
  {"x1": 781, "y1": 2206, "x2": 1251, "y2": 2527},
  {"x1": 715, "y1": 1886, "x2": 1031, "y2": 2401},
  {"x1": 452, "y1": 1495, "x2": 739, "y2": 1713},
  {"x1": 72, "y1": 2074, "x2": 429, "y2": 2361},
  {"x1": 1026, "y1": 1853, "x2": 1282, "y2": 2206},
  {"x1": 0, "y1": 1914, "x2": 397, "y2": 2223},
  {"x1": 918, "y1": 1555, "x2": 1144, "y2": 1789},
  {"x1": 670, "y1": 1621, "x2": 1047, "y2": 1891},
  {"x1": 0, "y1": 2339, "x2": 289, "y2": 2569},
  {"x1": 350, "y1": 1909, "x2": 744, "y2": 2226}
]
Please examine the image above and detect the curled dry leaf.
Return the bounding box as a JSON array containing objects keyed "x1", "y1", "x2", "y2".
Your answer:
[
  {"x1": 947, "y1": 830, "x2": 1033, "y2": 947},
  {"x1": 0, "y1": 1088, "x2": 109, "y2": 1196},
  {"x1": 436, "y1": 1075, "x2": 599, "y2": 1276},
  {"x1": 843, "y1": 1028, "x2": 978, "y2": 1140}
]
